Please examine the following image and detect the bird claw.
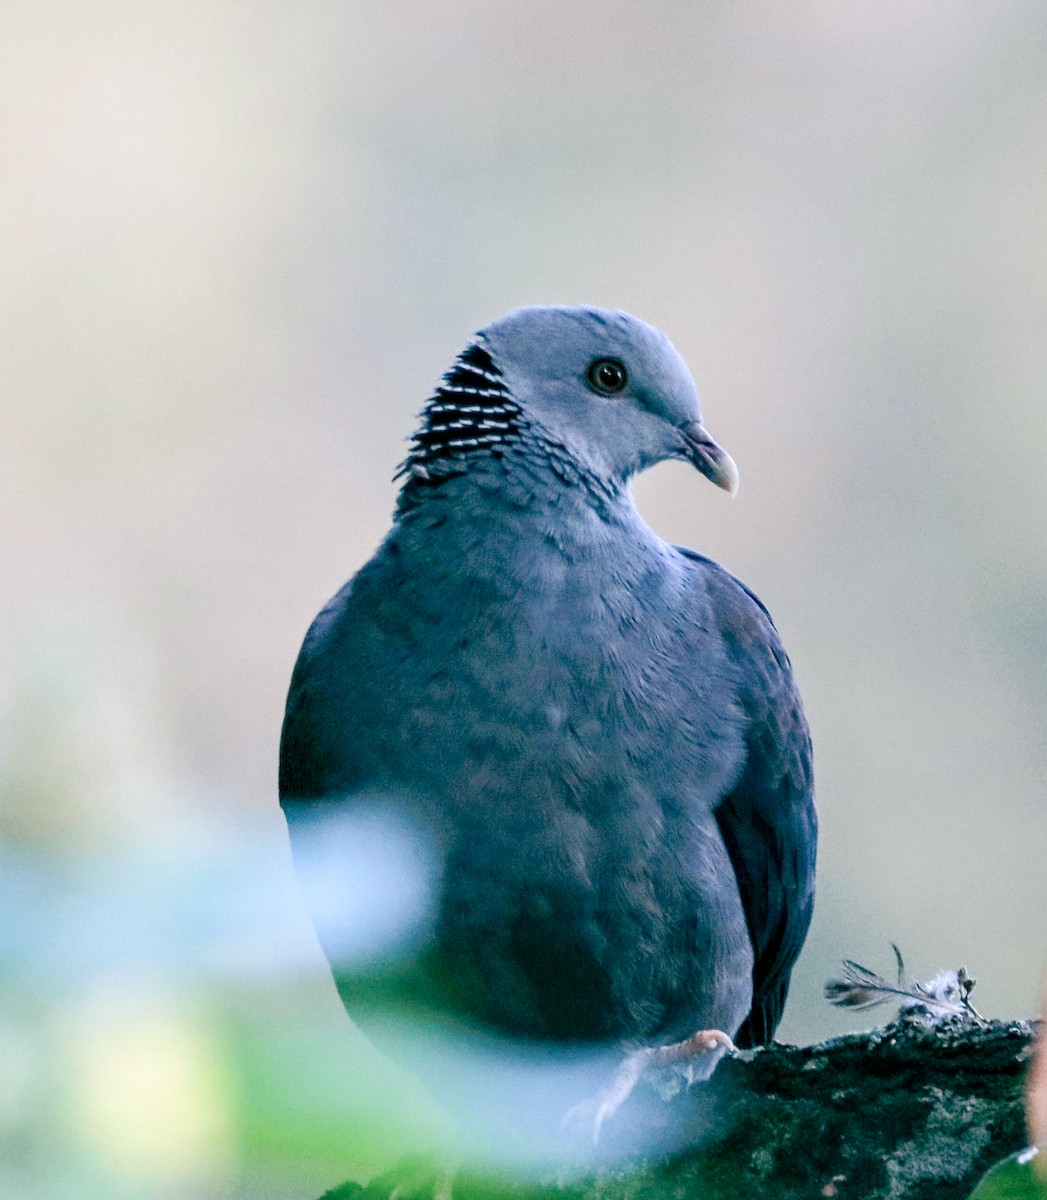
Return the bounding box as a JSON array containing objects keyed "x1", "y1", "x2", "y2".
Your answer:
[
  {"x1": 561, "y1": 1029, "x2": 736, "y2": 1144},
  {"x1": 560, "y1": 1096, "x2": 602, "y2": 1144}
]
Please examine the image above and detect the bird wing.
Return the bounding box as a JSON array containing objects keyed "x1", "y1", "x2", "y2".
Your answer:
[{"x1": 677, "y1": 548, "x2": 817, "y2": 1048}]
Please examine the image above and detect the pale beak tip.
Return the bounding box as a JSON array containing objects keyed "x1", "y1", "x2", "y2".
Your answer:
[{"x1": 681, "y1": 421, "x2": 739, "y2": 498}]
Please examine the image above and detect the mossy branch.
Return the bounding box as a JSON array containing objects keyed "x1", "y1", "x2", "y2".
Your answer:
[{"x1": 321, "y1": 1019, "x2": 1037, "y2": 1200}]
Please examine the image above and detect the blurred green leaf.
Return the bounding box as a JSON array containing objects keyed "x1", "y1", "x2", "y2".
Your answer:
[
  {"x1": 968, "y1": 1149, "x2": 1047, "y2": 1200},
  {"x1": 218, "y1": 988, "x2": 453, "y2": 1187}
]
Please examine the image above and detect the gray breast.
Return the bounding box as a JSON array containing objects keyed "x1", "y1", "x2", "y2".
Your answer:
[{"x1": 307, "y1": 504, "x2": 753, "y2": 1044}]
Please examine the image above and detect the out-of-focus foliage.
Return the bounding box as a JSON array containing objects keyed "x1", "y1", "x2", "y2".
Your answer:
[
  {"x1": 1029, "y1": 980, "x2": 1047, "y2": 1149},
  {"x1": 4, "y1": 1, "x2": 1047, "y2": 1195},
  {"x1": 967, "y1": 1150, "x2": 1047, "y2": 1200},
  {"x1": 965, "y1": 981, "x2": 1047, "y2": 1199}
]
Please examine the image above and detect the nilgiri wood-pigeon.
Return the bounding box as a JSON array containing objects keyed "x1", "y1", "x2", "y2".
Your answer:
[{"x1": 279, "y1": 306, "x2": 816, "y2": 1155}]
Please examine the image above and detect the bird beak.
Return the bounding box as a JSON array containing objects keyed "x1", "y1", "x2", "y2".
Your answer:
[{"x1": 678, "y1": 421, "x2": 740, "y2": 496}]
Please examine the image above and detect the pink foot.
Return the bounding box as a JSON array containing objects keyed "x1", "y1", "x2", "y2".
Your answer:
[{"x1": 564, "y1": 1028, "x2": 736, "y2": 1144}]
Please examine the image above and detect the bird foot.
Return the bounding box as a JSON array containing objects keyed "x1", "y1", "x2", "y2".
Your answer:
[{"x1": 562, "y1": 1029, "x2": 736, "y2": 1144}]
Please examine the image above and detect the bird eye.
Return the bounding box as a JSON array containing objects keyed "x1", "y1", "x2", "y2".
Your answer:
[{"x1": 586, "y1": 358, "x2": 628, "y2": 396}]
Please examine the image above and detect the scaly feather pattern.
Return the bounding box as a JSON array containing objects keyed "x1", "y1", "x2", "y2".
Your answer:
[{"x1": 398, "y1": 342, "x2": 524, "y2": 482}]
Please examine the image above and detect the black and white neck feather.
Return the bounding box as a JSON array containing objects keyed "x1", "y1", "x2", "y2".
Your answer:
[
  {"x1": 396, "y1": 334, "x2": 622, "y2": 514},
  {"x1": 398, "y1": 342, "x2": 525, "y2": 489}
]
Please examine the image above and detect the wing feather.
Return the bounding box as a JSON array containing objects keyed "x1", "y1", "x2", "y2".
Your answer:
[{"x1": 678, "y1": 548, "x2": 817, "y2": 1047}]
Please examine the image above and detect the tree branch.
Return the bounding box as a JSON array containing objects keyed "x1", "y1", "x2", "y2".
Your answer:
[{"x1": 322, "y1": 1019, "x2": 1037, "y2": 1200}]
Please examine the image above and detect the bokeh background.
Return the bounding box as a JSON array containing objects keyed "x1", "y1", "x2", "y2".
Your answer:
[{"x1": 4, "y1": 1, "x2": 1047, "y2": 1196}]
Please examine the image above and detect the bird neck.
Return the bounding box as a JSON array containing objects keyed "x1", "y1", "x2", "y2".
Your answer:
[
  {"x1": 394, "y1": 339, "x2": 623, "y2": 519},
  {"x1": 395, "y1": 434, "x2": 621, "y2": 515},
  {"x1": 391, "y1": 468, "x2": 654, "y2": 586},
  {"x1": 398, "y1": 341, "x2": 524, "y2": 480}
]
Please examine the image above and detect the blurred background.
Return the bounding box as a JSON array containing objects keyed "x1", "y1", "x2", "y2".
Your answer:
[{"x1": 3, "y1": 0, "x2": 1047, "y2": 1196}]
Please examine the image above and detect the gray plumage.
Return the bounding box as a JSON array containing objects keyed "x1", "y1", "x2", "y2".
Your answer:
[{"x1": 280, "y1": 306, "x2": 816, "y2": 1066}]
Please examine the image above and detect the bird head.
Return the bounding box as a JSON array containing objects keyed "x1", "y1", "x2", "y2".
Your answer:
[
  {"x1": 402, "y1": 305, "x2": 737, "y2": 498},
  {"x1": 480, "y1": 306, "x2": 738, "y2": 494}
]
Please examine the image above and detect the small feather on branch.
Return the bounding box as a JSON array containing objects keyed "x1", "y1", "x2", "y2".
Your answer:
[{"x1": 824, "y1": 944, "x2": 984, "y2": 1023}]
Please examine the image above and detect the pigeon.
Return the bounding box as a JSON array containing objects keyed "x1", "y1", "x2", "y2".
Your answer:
[{"x1": 279, "y1": 305, "x2": 816, "y2": 1153}]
